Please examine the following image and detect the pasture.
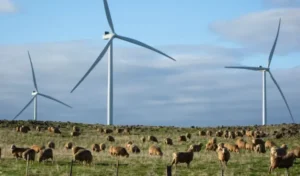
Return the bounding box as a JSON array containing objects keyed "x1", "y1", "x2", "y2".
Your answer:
[{"x1": 0, "y1": 120, "x2": 299, "y2": 176}]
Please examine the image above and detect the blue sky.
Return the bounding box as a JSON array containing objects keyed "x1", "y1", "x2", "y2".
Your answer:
[{"x1": 0, "y1": 0, "x2": 300, "y2": 126}]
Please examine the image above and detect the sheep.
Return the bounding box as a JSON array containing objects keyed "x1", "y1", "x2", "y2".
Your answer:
[
  {"x1": 22, "y1": 149, "x2": 36, "y2": 162},
  {"x1": 254, "y1": 143, "x2": 266, "y2": 153},
  {"x1": 206, "y1": 138, "x2": 217, "y2": 151},
  {"x1": 188, "y1": 143, "x2": 203, "y2": 152},
  {"x1": 20, "y1": 126, "x2": 30, "y2": 133},
  {"x1": 252, "y1": 138, "x2": 264, "y2": 146},
  {"x1": 11, "y1": 145, "x2": 29, "y2": 158},
  {"x1": 115, "y1": 128, "x2": 124, "y2": 134},
  {"x1": 265, "y1": 140, "x2": 277, "y2": 149},
  {"x1": 245, "y1": 143, "x2": 254, "y2": 151},
  {"x1": 100, "y1": 143, "x2": 106, "y2": 151},
  {"x1": 48, "y1": 126, "x2": 61, "y2": 134},
  {"x1": 215, "y1": 130, "x2": 223, "y2": 137},
  {"x1": 228, "y1": 131, "x2": 236, "y2": 139},
  {"x1": 106, "y1": 135, "x2": 115, "y2": 142},
  {"x1": 199, "y1": 130, "x2": 206, "y2": 136},
  {"x1": 235, "y1": 131, "x2": 243, "y2": 137},
  {"x1": 104, "y1": 129, "x2": 113, "y2": 134},
  {"x1": 73, "y1": 126, "x2": 80, "y2": 132},
  {"x1": 92, "y1": 144, "x2": 100, "y2": 152},
  {"x1": 148, "y1": 135, "x2": 158, "y2": 143},
  {"x1": 171, "y1": 148, "x2": 194, "y2": 168},
  {"x1": 38, "y1": 148, "x2": 53, "y2": 162},
  {"x1": 109, "y1": 146, "x2": 129, "y2": 157},
  {"x1": 74, "y1": 149, "x2": 93, "y2": 164},
  {"x1": 224, "y1": 143, "x2": 239, "y2": 153},
  {"x1": 36, "y1": 126, "x2": 42, "y2": 131},
  {"x1": 271, "y1": 145, "x2": 288, "y2": 157},
  {"x1": 148, "y1": 145, "x2": 163, "y2": 156},
  {"x1": 123, "y1": 128, "x2": 131, "y2": 134},
  {"x1": 71, "y1": 131, "x2": 81, "y2": 137},
  {"x1": 217, "y1": 146, "x2": 230, "y2": 167},
  {"x1": 48, "y1": 141, "x2": 55, "y2": 149},
  {"x1": 186, "y1": 133, "x2": 191, "y2": 139},
  {"x1": 125, "y1": 141, "x2": 133, "y2": 149},
  {"x1": 164, "y1": 138, "x2": 173, "y2": 145},
  {"x1": 235, "y1": 138, "x2": 246, "y2": 149},
  {"x1": 129, "y1": 145, "x2": 140, "y2": 154},
  {"x1": 72, "y1": 146, "x2": 85, "y2": 155},
  {"x1": 141, "y1": 136, "x2": 146, "y2": 143},
  {"x1": 269, "y1": 151, "x2": 297, "y2": 175},
  {"x1": 292, "y1": 146, "x2": 300, "y2": 158},
  {"x1": 31, "y1": 145, "x2": 45, "y2": 153},
  {"x1": 206, "y1": 130, "x2": 213, "y2": 136},
  {"x1": 178, "y1": 135, "x2": 187, "y2": 142},
  {"x1": 64, "y1": 142, "x2": 73, "y2": 150}
]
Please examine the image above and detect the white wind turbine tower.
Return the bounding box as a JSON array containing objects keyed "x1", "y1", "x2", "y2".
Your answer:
[
  {"x1": 12, "y1": 51, "x2": 72, "y2": 121},
  {"x1": 225, "y1": 19, "x2": 295, "y2": 125},
  {"x1": 70, "y1": 0, "x2": 176, "y2": 125}
]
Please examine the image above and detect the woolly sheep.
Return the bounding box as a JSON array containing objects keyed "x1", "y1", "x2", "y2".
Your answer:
[
  {"x1": 74, "y1": 149, "x2": 93, "y2": 164},
  {"x1": 217, "y1": 146, "x2": 230, "y2": 166},
  {"x1": 100, "y1": 143, "x2": 106, "y2": 151},
  {"x1": 106, "y1": 135, "x2": 115, "y2": 142},
  {"x1": 254, "y1": 143, "x2": 266, "y2": 153},
  {"x1": 148, "y1": 145, "x2": 163, "y2": 156},
  {"x1": 72, "y1": 146, "x2": 85, "y2": 155},
  {"x1": 104, "y1": 129, "x2": 113, "y2": 134},
  {"x1": 148, "y1": 135, "x2": 158, "y2": 143},
  {"x1": 129, "y1": 145, "x2": 140, "y2": 154},
  {"x1": 73, "y1": 126, "x2": 80, "y2": 132},
  {"x1": 206, "y1": 130, "x2": 212, "y2": 136},
  {"x1": 235, "y1": 138, "x2": 246, "y2": 149},
  {"x1": 269, "y1": 151, "x2": 297, "y2": 174},
  {"x1": 38, "y1": 148, "x2": 53, "y2": 162},
  {"x1": 31, "y1": 145, "x2": 45, "y2": 153},
  {"x1": 224, "y1": 143, "x2": 239, "y2": 153},
  {"x1": 48, "y1": 141, "x2": 55, "y2": 149},
  {"x1": 109, "y1": 146, "x2": 129, "y2": 157},
  {"x1": 188, "y1": 143, "x2": 203, "y2": 152},
  {"x1": 64, "y1": 142, "x2": 73, "y2": 150},
  {"x1": 292, "y1": 146, "x2": 300, "y2": 158},
  {"x1": 164, "y1": 138, "x2": 173, "y2": 145},
  {"x1": 92, "y1": 144, "x2": 100, "y2": 152},
  {"x1": 171, "y1": 148, "x2": 194, "y2": 168},
  {"x1": 178, "y1": 135, "x2": 187, "y2": 142},
  {"x1": 11, "y1": 145, "x2": 29, "y2": 158},
  {"x1": 186, "y1": 133, "x2": 191, "y2": 139},
  {"x1": 199, "y1": 130, "x2": 206, "y2": 136},
  {"x1": 245, "y1": 143, "x2": 254, "y2": 151},
  {"x1": 71, "y1": 131, "x2": 81, "y2": 137},
  {"x1": 141, "y1": 136, "x2": 146, "y2": 143},
  {"x1": 265, "y1": 140, "x2": 277, "y2": 149},
  {"x1": 22, "y1": 149, "x2": 35, "y2": 162},
  {"x1": 228, "y1": 131, "x2": 236, "y2": 139}
]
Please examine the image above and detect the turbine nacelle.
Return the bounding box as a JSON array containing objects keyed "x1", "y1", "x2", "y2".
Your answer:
[
  {"x1": 103, "y1": 31, "x2": 115, "y2": 40},
  {"x1": 31, "y1": 91, "x2": 38, "y2": 96}
]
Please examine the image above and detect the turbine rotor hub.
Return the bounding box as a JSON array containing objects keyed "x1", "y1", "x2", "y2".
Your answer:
[
  {"x1": 32, "y1": 91, "x2": 38, "y2": 96},
  {"x1": 103, "y1": 31, "x2": 115, "y2": 40}
]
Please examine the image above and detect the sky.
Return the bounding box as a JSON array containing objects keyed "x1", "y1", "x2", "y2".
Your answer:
[{"x1": 0, "y1": 0, "x2": 300, "y2": 127}]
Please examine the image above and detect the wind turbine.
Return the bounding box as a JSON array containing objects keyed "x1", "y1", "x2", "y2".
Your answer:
[
  {"x1": 224, "y1": 18, "x2": 295, "y2": 125},
  {"x1": 12, "y1": 51, "x2": 72, "y2": 121},
  {"x1": 70, "y1": 0, "x2": 176, "y2": 125}
]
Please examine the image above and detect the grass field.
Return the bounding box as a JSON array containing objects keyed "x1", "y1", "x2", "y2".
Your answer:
[{"x1": 0, "y1": 120, "x2": 299, "y2": 176}]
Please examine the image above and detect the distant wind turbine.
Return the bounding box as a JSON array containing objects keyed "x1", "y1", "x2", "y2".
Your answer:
[
  {"x1": 70, "y1": 0, "x2": 176, "y2": 125},
  {"x1": 224, "y1": 18, "x2": 295, "y2": 125},
  {"x1": 12, "y1": 51, "x2": 72, "y2": 121}
]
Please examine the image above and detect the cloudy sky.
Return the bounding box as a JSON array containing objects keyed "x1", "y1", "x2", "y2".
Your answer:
[{"x1": 0, "y1": 0, "x2": 299, "y2": 127}]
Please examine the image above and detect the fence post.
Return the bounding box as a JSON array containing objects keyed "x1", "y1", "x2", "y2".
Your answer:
[
  {"x1": 70, "y1": 160, "x2": 73, "y2": 176},
  {"x1": 221, "y1": 168, "x2": 224, "y2": 176},
  {"x1": 26, "y1": 155, "x2": 29, "y2": 176},
  {"x1": 166, "y1": 165, "x2": 172, "y2": 176},
  {"x1": 116, "y1": 160, "x2": 119, "y2": 176}
]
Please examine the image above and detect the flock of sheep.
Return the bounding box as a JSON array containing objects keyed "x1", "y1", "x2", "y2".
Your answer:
[{"x1": 2, "y1": 123, "x2": 300, "y2": 175}]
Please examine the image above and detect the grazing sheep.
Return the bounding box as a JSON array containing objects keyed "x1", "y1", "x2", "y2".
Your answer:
[
  {"x1": 11, "y1": 145, "x2": 29, "y2": 158},
  {"x1": 171, "y1": 148, "x2": 194, "y2": 168},
  {"x1": 92, "y1": 144, "x2": 100, "y2": 152},
  {"x1": 245, "y1": 143, "x2": 254, "y2": 151},
  {"x1": 20, "y1": 126, "x2": 30, "y2": 133},
  {"x1": 271, "y1": 145, "x2": 288, "y2": 157},
  {"x1": 22, "y1": 149, "x2": 36, "y2": 162},
  {"x1": 141, "y1": 136, "x2": 146, "y2": 143},
  {"x1": 178, "y1": 135, "x2": 187, "y2": 142},
  {"x1": 64, "y1": 142, "x2": 73, "y2": 150},
  {"x1": 269, "y1": 151, "x2": 297, "y2": 175},
  {"x1": 215, "y1": 131, "x2": 223, "y2": 137},
  {"x1": 246, "y1": 130, "x2": 254, "y2": 137},
  {"x1": 292, "y1": 146, "x2": 300, "y2": 158},
  {"x1": 104, "y1": 129, "x2": 113, "y2": 134},
  {"x1": 188, "y1": 143, "x2": 203, "y2": 152},
  {"x1": 72, "y1": 146, "x2": 85, "y2": 155},
  {"x1": 148, "y1": 145, "x2": 163, "y2": 156},
  {"x1": 38, "y1": 148, "x2": 53, "y2": 162},
  {"x1": 217, "y1": 147, "x2": 230, "y2": 166},
  {"x1": 106, "y1": 135, "x2": 115, "y2": 142},
  {"x1": 71, "y1": 131, "x2": 81, "y2": 137},
  {"x1": 73, "y1": 126, "x2": 80, "y2": 132},
  {"x1": 48, "y1": 141, "x2": 55, "y2": 149},
  {"x1": 123, "y1": 128, "x2": 131, "y2": 134},
  {"x1": 265, "y1": 140, "x2": 277, "y2": 149},
  {"x1": 224, "y1": 143, "x2": 239, "y2": 153},
  {"x1": 206, "y1": 130, "x2": 213, "y2": 136},
  {"x1": 109, "y1": 146, "x2": 129, "y2": 157},
  {"x1": 199, "y1": 130, "x2": 206, "y2": 136},
  {"x1": 235, "y1": 138, "x2": 246, "y2": 149},
  {"x1": 206, "y1": 138, "x2": 217, "y2": 151},
  {"x1": 48, "y1": 127, "x2": 61, "y2": 134},
  {"x1": 129, "y1": 145, "x2": 140, "y2": 154},
  {"x1": 31, "y1": 145, "x2": 45, "y2": 153},
  {"x1": 254, "y1": 143, "x2": 266, "y2": 153},
  {"x1": 100, "y1": 143, "x2": 106, "y2": 151},
  {"x1": 186, "y1": 133, "x2": 191, "y2": 140},
  {"x1": 252, "y1": 138, "x2": 265, "y2": 146},
  {"x1": 115, "y1": 128, "x2": 124, "y2": 134},
  {"x1": 36, "y1": 126, "x2": 42, "y2": 131},
  {"x1": 74, "y1": 149, "x2": 93, "y2": 164},
  {"x1": 235, "y1": 131, "x2": 243, "y2": 137},
  {"x1": 125, "y1": 141, "x2": 133, "y2": 149},
  {"x1": 228, "y1": 131, "x2": 236, "y2": 139},
  {"x1": 148, "y1": 135, "x2": 158, "y2": 143},
  {"x1": 165, "y1": 138, "x2": 173, "y2": 145}
]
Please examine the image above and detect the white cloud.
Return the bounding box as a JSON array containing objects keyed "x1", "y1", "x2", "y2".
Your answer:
[
  {"x1": 0, "y1": 0, "x2": 16, "y2": 13},
  {"x1": 0, "y1": 41, "x2": 299, "y2": 127}
]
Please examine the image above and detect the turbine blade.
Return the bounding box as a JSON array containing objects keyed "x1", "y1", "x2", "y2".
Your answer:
[
  {"x1": 12, "y1": 96, "x2": 35, "y2": 120},
  {"x1": 116, "y1": 35, "x2": 176, "y2": 61},
  {"x1": 224, "y1": 66, "x2": 263, "y2": 71},
  {"x1": 28, "y1": 51, "x2": 38, "y2": 91},
  {"x1": 38, "y1": 93, "x2": 72, "y2": 108},
  {"x1": 70, "y1": 39, "x2": 112, "y2": 93},
  {"x1": 268, "y1": 18, "x2": 281, "y2": 68},
  {"x1": 268, "y1": 71, "x2": 295, "y2": 123},
  {"x1": 103, "y1": 0, "x2": 115, "y2": 33}
]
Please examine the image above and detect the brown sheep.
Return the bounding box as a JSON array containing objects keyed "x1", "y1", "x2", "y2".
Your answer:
[
  {"x1": 254, "y1": 143, "x2": 266, "y2": 153},
  {"x1": 109, "y1": 146, "x2": 129, "y2": 157},
  {"x1": 217, "y1": 147, "x2": 230, "y2": 166},
  {"x1": 106, "y1": 135, "x2": 115, "y2": 142},
  {"x1": 48, "y1": 141, "x2": 55, "y2": 149},
  {"x1": 36, "y1": 126, "x2": 42, "y2": 131},
  {"x1": 271, "y1": 145, "x2": 288, "y2": 157},
  {"x1": 148, "y1": 135, "x2": 158, "y2": 143},
  {"x1": 171, "y1": 148, "x2": 194, "y2": 168},
  {"x1": 186, "y1": 133, "x2": 191, "y2": 139},
  {"x1": 74, "y1": 149, "x2": 93, "y2": 164},
  {"x1": 165, "y1": 138, "x2": 173, "y2": 145},
  {"x1": 11, "y1": 145, "x2": 29, "y2": 158},
  {"x1": 38, "y1": 148, "x2": 53, "y2": 162},
  {"x1": 235, "y1": 138, "x2": 246, "y2": 149},
  {"x1": 20, "y1": 126, "x2": 30, "y2": 133},
  {"x1": 123, "y1": 128, "x2": 131, "y2": 134},
  {"x1": 205, "y1": 143, "x2": 217, "y2": 151},
  {"x1": 269, "y1": 151, "x2": 297, "y2": 175},
  {"x1": 252, "y1": 138, "x2": 264, "y2": 146},
  {"x1": 141, "y1": 136, "x2": 146, "y2": 143},
  {"x1": 148, "y1": 145, "x2": 163, "y2": 156},
  {"x1": 215, "y1": 131, "x2": 223, "y2": 137},
  {"x1": 228, "y1": 131, "x2": 235, "y2": 139},
  {"x1": 72, "y1": 146, "x2": 85, "y2": 155},
  {"x1": 64, "y1": 142, "x2": 73, "y2": 150},
  {"x1": 178, "y1": 135, "x2": 187, "y2": 142},
  {"x1": 245, "y1": 143, "x2": 254, "y2": 151},
  {"x1": 92, "y1": 144, "x2": 100, "y2": 152},
  {"x1": 73, "y1": 126, "x2": 80, "y2": 132},
  {"x1": 199, "y1": 130, "x2": 206, "y2": 136},
  {"x1": 125, "y1": 141, "x2": 133, "y2": 149},
  {"x1": 206, "y1": 130, "x2": 213, "y2": 136},
  {"x1": 224, "y1": 143, "x2": 239, "y2": 153},
  {"x1": 292, "y1": 146, "x2": 300, "y2": 158},
  {"x1": 265, "y1": 140, "x2": 277, "y2": 149},
  {"x1": 31, "y1": 145, "x2": 45, "y2": 153},
  {"x1": 48, "y1": 127, "x2": 61, "y2": 134},
  {"x1": 104, "y1": 129, "x2": 113, "y2": 134},
  {"x1": 235, "y1": 131, "x2": 243, "y2": 137},
  {"x1": 71, "y1": 131, "x2": 81, "y2": 137},
  {"x1": 22, "y1": 149, "x2": 36, "y2": 162},
  {"x1": 129, "y1": 145, "x2": 140, "y2": 154},
  {"x1": 100, "y1": 143, "x2": 106, "y2": 151},
  {"x1": 188, "y1": 143, "x2": 203, "y2": 152},
  {"x1": 115, "y1": 128, "x2": 124, "y2": 134}
]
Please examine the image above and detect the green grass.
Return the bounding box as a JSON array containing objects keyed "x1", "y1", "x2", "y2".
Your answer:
[{"x1": 0, "y1": 120, "x2": 299, "y2": 176}]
